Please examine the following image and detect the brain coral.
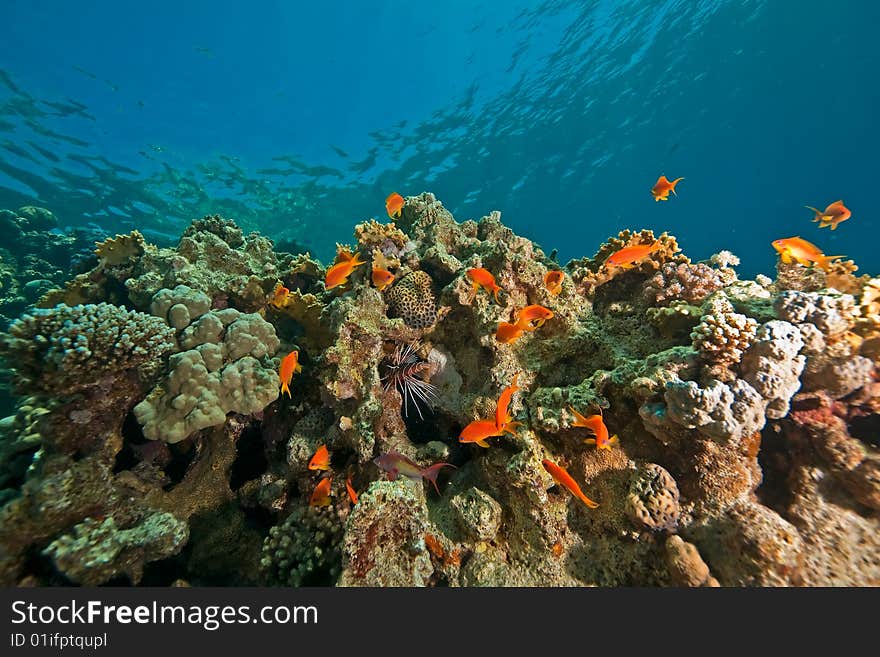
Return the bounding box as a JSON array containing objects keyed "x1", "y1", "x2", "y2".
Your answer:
[
  {"x1": 626, "y1": 463, "x2": 681, "y2": 531},
  {"x1": 386, "y1": 270, "x2": 438, "y2": 329},
  {"x1": 0, "y1": 303, "x2": 176, "y2": 396},
  {"x1": 133, "y1": 289, "x2": 281, "y2": 443}
]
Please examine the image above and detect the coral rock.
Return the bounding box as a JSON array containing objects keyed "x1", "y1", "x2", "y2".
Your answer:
[{"x1": 626, "y1": 463, "x2": 680, "y2": 531}]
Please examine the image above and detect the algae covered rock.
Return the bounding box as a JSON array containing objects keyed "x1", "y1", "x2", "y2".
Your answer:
[{"x1": 42, "y1": 511, "x2": 188, "y2": 585}]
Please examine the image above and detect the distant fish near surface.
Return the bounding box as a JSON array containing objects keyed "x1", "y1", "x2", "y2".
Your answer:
[
  {"x1": 805, "y1": 200, "x2": 851, "y2": 231},
  {"x1": 308, "y1": 444, "x2": 330, "y2": 471},
  {"x1": 372, "y1": 266, "x2": 395, "y2": 291},
  {"x1": 309, "y1": 477, "x2": 332, "y2": 507},
  {"x1": 373, "y1": 450, "x2": 454, "y2": 494},
  {"x1": 544, "y1": 270, "x2": 565, "y2": 295},
  {"x1": 385, "y1": 192, "x2": 405, "y2": 218},
  {"x1": 771, "y1": 236, "x2": 844, "y2": 273},
  {"x1": 325, "y1": 249, "x2": 365, "y2": 289},
  {"x1": 542, "y1": 459, "x2": 599, "y2": 508},
  {"x1": 279, "y1": 350, "x2": 302, "y2": 398},
  {"x1": 651, "y1": 175, "x2": 684, "y2": 201},
  {"x1": 467, "y1": 267, "x2": 503, "y2": 303},
  {"x1": 568, "y1": 406, "x2": 617, "y2": 450},
  {"x1": 604, "y1": 241, "x2": 661, "y2": 270}
]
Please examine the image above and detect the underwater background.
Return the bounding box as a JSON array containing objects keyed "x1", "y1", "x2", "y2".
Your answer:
[
  {"x1": 2, "y1": 0, "x2": 877, "y2": 277},
  {"x1": 1, "y1": 1, "x2": 879, "y2": 588}
]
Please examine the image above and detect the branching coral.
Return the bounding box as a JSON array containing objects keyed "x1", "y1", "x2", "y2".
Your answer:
[
  {"x1": 0, "y1": 303, "x2": 175, "y2": 396},
  {"x1": 643, "y1": 262, "x2": 724, "y2": 307}
]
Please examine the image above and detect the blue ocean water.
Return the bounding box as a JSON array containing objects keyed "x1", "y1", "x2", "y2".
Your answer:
[{"x1": 1, "y1": 0, "x2": 877, "y2": 277}]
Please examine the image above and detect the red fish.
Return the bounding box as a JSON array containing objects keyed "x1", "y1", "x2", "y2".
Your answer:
[
  {"x1": 372, "y1": 267, "x2": 395, "y2": 291},
  {"x1": 542, "y1": 459, "x2": 599, "y2": 508},
  {"x1": 325, "y1": 249, "x2": 366, "y2": 289},
  {"x1": 544, "y1": 271, "x2": 564, "y2": 296},
  {"x1": 373, "y1": 451, "x2": 454, "y2": 494},
  {"x1": 568, "y1": 406, "x2": 617, "y2": 450},
  {"x1": 651, "y1": 175, "x2": 684, "y2": 201},
  {"x1": 467, "y1": 268, "x2": 503, "y2": 303},
  {"x1": 495, "y1": 320, "x2": 526, "y2": 344},
  {"x1": 771, "y1": 236, "x2": 844, "y2": 273},
  {"x1": 805, "y1": 200, "x2": 851, "y2": 231},
  {"x1": 279, "y1": 351, "x2": 302, "y2": 398},
  {"x1": 515, "y1": 304, "x2": 554, "y2": 330},
  {"x1": 494, "y1": 372, "x2": 521, "y2": 430},
  {"x1": 308, "y1": 444, "x2": 330, "y2": 471},
  {"x1": 269, "y1": 282, "x2": 290, "y2": 309},
  {"x1": 309, "y1": 477, "x2": 332, "y2": 507},
  {"x1": 459, "y1": 419, "x2": 508, "y2": 448},
  {"x1": 460, "y1": 374, "x2": 523, "y2": 447},
  {"x1": 604, "y1": 241, "x2": 661, "y2": 270},
  {"x1": 386, "y1": 192, "x2": 405, "y2": 219},
  {"x1": 346, "y1": 474, "x2": 359, "y2": 505}
]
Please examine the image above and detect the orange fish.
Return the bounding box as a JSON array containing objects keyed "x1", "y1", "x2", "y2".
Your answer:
[
  {"x1": 345, "y1": 474, "x2": 358, "y2": 505},
  {"x1": 269, "y1": 282, "x2": 290, "y2": 309},
  {"x1": 385, "y1": 192, "x2": 405, "y2": 219},
  {"x1": 372, "y1": 267, "x2": 395, "y2": 291},
  {"x1": 309, "y1": 477, "x2": 332, "y2": 507},
  {"x1": 308, "y1": 444, "x2": 330, "y2": 471},
  {"x1": 279, "y1": 350, "x2": 302, "y2": 398},
  {"x1": 568, "y1": 406, "x2": 617, "y2": 450},
  {"x1": 494, "y1": 372, "x2": 521, "y2": 430},
  {"x1": 467, "y1": 268, "x2": 503, "y2": 303},
  {"x1": 771, "y1": 236, "x2": 844, "y2": 273},
  {"x1": 544, "y1": 271, "x2": 564, "y2": 295},
  {"x1": 459, "y1": 419, "x2": 510, "y2": 448},
  {"x1": 651, "y1": 175, "x2": 684, "y2": 201},
  {"x1": 542, "y1": 459, "x2": 599, "y2": 508},
  {"x1": 495, "y1": 320, "x2": 526, "y2": 344},
  {"x1": 805, "y1": 200, "x2": 851, "y2": 231},
  {"x1": 515, "y1": 305, "x2": 554, "y2": 330},
  {"x1": 604, "y1": 241, "x2": 661, "y2": 270},
  {"x1": 325, "y1": 250, "x2": 366, "y2": 289}
]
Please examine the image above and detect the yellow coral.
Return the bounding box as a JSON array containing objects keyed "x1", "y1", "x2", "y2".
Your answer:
[
  {"x1": 95, "y1": 231, "x2": 146, "y2": 266},
  {"x1": 354, "y1": 219, "x2": 408, "y2": 251}
]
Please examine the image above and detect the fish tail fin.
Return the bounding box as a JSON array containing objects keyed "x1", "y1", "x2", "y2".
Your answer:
[
  {"x1": 351, "y1": 252, "x2": 366, "y2": 267},
  {"x1": 493, "y1": 287, "x2": 501, "y2": 304},
  {"x1": 819, "y1": 254, "x2": 845, "y2": 272},
  {"x1": 281, "y1": 382, "x2": 291, "y2": 398},
  {"x1": 421, "y1": 463, "x2": 454, "y2": 494},
  {"x1": 580, "y1": 493, "x2": 600, "y2": 509}
]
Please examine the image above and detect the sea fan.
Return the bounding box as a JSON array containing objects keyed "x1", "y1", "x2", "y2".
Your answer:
[{"x1": 380, "y1": 341, "x2": 438, "y2": 420}]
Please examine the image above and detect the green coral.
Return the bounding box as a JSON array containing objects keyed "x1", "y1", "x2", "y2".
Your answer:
[
  {"x1": 260, "y1": 504, "x2": 346, "y2": 586},
  {"x1": 42, "y1": 511, "x2": 188, "y2": 585}
]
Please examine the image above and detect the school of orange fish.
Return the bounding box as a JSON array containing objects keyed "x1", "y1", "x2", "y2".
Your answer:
[{"x1": 269, "y1": 179, "x2": 854, "y2": 513}]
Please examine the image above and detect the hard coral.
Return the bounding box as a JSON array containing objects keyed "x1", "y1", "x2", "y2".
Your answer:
[
  {"x1": 386, "y1": 270, "x2": 438, "y2": 329},
  {"x1": 690, "y1": 295, "x2": 758, "y2": 368},
  {"x1": 260, "y1": 503, "x2": 346, "y2": 586},
  {"x1": 643, "y1": 262, "x2": 723, "y2": 307},
  {"x1": 0, "y1": 303, "x2": 175, "y2": 397},
  {"x1": 625, "y1": 463, "x2": 681, "y2": 531}
]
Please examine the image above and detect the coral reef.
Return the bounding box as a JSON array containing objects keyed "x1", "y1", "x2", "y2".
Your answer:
[{"x1": 1, "y1": 193, "x2": 878, "y2": 588}]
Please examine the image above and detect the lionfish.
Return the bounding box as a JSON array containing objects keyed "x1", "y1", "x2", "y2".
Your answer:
[{"x1": 380, "y1": 341, "x2": 438, "y2": 420}]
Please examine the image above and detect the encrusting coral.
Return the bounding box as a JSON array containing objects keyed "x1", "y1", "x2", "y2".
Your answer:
[{"x1": 0, "y1": 193, "x2": 878, "y2": 587}]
